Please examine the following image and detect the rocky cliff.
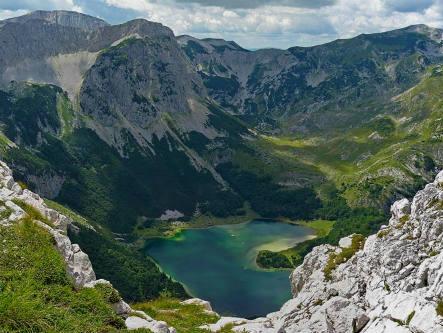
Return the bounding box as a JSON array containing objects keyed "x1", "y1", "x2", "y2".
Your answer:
[
  {"x1": 0, "y1": 160, "x2": 175, "y2": 333},
  {"x1": 0, "y1": 10, "x2": 229, "y2": 152},
  {"x1": 205, "y1": 171, "x2": 443, "y2": 332}
]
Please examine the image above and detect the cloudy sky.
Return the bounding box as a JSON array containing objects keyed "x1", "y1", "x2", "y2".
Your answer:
[{"x1": 0, "y1": 0, "x2": 442, "y2": 49}]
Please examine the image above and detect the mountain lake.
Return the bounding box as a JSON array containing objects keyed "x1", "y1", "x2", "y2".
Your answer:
[{"x1": 146, "y1": 220, "x2": 315, "y2": 318}]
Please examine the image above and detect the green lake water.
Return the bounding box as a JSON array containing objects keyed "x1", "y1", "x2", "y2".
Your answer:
[{"x1": 146, "y1": 220, "x2": 314, "y2": 318}]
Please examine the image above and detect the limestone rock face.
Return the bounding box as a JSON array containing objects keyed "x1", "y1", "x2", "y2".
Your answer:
[
  {"x1": 211, "y1": 171, "x2": 443, "y2": 332},
  {"x1": 3, "y1": 10, "x2": 109, "y2": 31},
  {"x1": 125, "y1": 317, "x2": 172, "y2": 333},
  {"x1": 0, "y1": 160, "x2": 175, "y2": 332},
  {"x1": 181, "y1": 298, "x2": 213, "y2": 311}
]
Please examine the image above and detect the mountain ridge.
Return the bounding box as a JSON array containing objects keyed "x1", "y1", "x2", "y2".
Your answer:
[{"x1": 1, "y1": 10, "x2": 110, "y2": 30}]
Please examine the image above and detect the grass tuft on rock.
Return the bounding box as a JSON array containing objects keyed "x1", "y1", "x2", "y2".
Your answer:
[
  {"x1": 323, "y1": 234, "x2": 365, "y2": 281},
  {"x1": 437, "y1": 300, "x2": 443, "y2": 316},
  {"x1": 12, "y1": 199, "x2": 54, "y2": 227},
  {"x1": 95, "y1": 283, "x2": 123, "y2": 304}
]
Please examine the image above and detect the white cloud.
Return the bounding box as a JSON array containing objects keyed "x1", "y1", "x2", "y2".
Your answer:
[
  {"x1": 103, "y1": 0, "x2": 337, "y2": 48},
  {"x1": 173, "y1": 0, "x2": 336, "y2": 9},
  {"x1": 101, "y1": 0, "x2": 443, "y2": 48},
  {"x1": 326, "y1": 0, "x2": 443, "y2": 39}
]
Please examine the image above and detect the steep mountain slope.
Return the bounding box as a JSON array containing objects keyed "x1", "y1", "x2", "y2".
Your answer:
[
  {"x1": 206, "y1": 171, "x2": 443, "y2": 333},
  {"x1": 0, "y1": 160, "x2": 177, "y2": 332},
  {"x1": 0, "y1": 81, "x2": 250, "y2": 233},
  {"x1": 250, "y1": 66, "x2": 443, "y2": 268},
  {"x1": 0, "y1": 11, "x2": 254, "y2": 232}
]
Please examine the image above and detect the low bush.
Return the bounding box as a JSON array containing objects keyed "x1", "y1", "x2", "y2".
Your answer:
[
  {"x1": 134, "y1": 297, "x2": 221, "y2": 333},
  {"x1": 256, "y1": 250, "x2": 293, "y2": 269},
  {"x1": 437, "y1": 300, "x2": 443, "y2": 316}
]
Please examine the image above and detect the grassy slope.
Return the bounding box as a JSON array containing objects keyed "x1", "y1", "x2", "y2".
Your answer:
[
  {"x1": 0, "y1": 202, "x2": 235, "y2": 333},
  {"x1": 297, "y1": 220, "x2": 335, "y2": 238},
  {"x1": 0, "y1": 189, "x2": 230, "y2": 332},
  {"x1": 0, "y1": 219, "x2": 145, "y2": 333},
  {"x1": 237, "y1": 65, "x2": 443, "y2": 208}
]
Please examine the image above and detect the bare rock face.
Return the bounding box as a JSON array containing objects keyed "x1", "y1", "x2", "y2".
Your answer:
[
  {"x1": 125, "y1": 317, "x2": 172, "y2": 333},
  {"x1": 2, "y1": 10, "x2": 109, "y2": 31},
  {"x1": 0, "y1": 160, "x2": 175, "y2": 333},
  {"x1": 79, "y1": 23, "x2": 218, "y2": 156},
  {"x1": 181, "y1": 298, "x2": 213, "y2": 312},
  {"x1": 207, "y1": 171, "x2": 443, "y2": 332}
]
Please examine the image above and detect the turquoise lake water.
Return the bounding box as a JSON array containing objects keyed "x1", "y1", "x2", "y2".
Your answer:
[{"x1": 146, "y1": 220, "x2": 314, "y2": 318}]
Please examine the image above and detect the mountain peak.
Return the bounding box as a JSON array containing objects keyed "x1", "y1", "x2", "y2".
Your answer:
[
  {"x1": 201, "y1": 38, "x2": 248, "y2": 51},
  {"x1": 2, "y1": 10, "x2": 109, "y2": 31},
  {"x1": 404, "y1": 23, "x2": 432, "y2": 31},
  {"x1": 401, "y1": 24, "x2": 443, "y2": 41}
]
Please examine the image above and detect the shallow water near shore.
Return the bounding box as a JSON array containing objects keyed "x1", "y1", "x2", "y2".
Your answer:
[{"x1": 146, "y1": 219, "x2": 314, "y2": 318}]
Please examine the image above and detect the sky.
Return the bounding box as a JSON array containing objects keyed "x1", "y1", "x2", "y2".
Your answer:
[{"x1": 0, "y1": 0, "x2": 442, "y2": 49}]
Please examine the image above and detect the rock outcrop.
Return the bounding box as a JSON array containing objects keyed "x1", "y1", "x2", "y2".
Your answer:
[
  {"x1": 208, "y1": 171, "x2": 443, "y2": 332},
  {"x1": 0, "y1": 160, "x2": 175, "y2": 333},
  {"x1": 2, "y1": 10, "x2": 109, "y2": 31}
]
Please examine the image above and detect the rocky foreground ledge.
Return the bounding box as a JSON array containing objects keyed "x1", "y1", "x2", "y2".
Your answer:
[
  {"x1": 206, "y1": 171, "x2": 443, "y2": 333},
  {"x1": 0, "y1": 161, "x2": 175, "y2": 333}
]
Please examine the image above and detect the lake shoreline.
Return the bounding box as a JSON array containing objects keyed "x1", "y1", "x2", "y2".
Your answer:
[{"x1": 141, "y1": 215, "x2": 325, "y2": 241}]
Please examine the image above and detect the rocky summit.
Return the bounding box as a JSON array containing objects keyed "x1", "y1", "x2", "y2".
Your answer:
[{"x1": 204, "y1": 171, "x2": 443, "y2": 332}]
